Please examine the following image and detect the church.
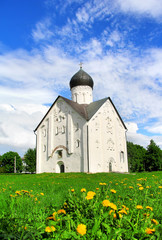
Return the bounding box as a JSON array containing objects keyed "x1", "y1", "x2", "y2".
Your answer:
[{"x1": 34, "y1": 66, "x2": 128, "y2": 173}]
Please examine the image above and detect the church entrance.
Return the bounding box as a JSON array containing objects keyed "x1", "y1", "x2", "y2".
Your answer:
[
  {"x1": 56, "y1": 161, "x2": 65, "y2": 173},
  {"x1": 60, "y1": 164, "x2": 64, "y2": 173},
  {"x1": 109, "y1": 162, "x2": 112, "y2": 172}
]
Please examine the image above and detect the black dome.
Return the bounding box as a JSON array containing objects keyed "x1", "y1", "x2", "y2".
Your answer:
[{"x1": 70, "y1": 68, "x2": 94, "y2": 89}]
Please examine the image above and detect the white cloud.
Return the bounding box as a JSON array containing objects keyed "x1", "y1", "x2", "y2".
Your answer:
[
  {"x1": 117, "y1": 0, "x2": 162, "y2": 19},
  {"x1": 32, "y1": 18, "x2": 53, "y2": 42}
]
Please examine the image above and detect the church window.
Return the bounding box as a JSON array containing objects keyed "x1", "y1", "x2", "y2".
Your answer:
[
  {"x1": 43, "y1": 145, "x2": 46, "y2": 152},
  {"x1": 83, "y1": 93, "x2": 85, "y2": 103},
  {"x1": 58, "y1": 116, "x2": 62, "y2": 122},
  {"x1": 62, "y1": 126, "x2": 65, "y2": 133},
  {"x1": 120, "y1": 151, "x2": 124, "y2": 162},
  {"x1": 76, "y1": 139, "x2": 80, "y2": 148},
  {"x1": 74, "y1": 93, "x2": 77, "y2": 102},
  {"x1": 42, "y1": 129, "x2": 46, "y2": 137},
  {"x1": 57, "y1": 150, "x2": 62, "y2": 158},
  {"x1": 55, "y1": 127, "x2": 59, "y2": 135},
  {"x1": 76, "y1": 123, "x2": 79, "y2": 131}
]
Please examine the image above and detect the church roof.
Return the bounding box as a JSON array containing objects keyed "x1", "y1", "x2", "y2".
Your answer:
[
  {"x1": 34, "y1": 96, "x2": 127, "y2": 132},
  {"x1": 69, "y1": 68, "x2": 94, "y2": 89}
]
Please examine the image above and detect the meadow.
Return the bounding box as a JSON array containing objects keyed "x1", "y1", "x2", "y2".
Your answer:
[{"x1": 0, "y1": 172, "x2": 161, "y2": 239}]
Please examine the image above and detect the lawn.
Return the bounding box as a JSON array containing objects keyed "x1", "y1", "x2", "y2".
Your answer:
[{"x1": 0, "y1": 172, "x2": 161, "y2": 239}]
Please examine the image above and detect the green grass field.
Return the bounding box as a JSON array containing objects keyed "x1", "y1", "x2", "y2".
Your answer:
[{"x1": 0, "y1": 172, "x2": 161, "y2": 239}]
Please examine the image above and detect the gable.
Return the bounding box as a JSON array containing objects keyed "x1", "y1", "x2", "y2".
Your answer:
[{"x1": 34, "y1": 95, "x2": 127, "y2": 132}]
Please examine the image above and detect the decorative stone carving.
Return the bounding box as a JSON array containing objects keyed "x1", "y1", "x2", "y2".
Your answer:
[{"x1": 107, "y1": 139, "x2": 115, "y2": 151}]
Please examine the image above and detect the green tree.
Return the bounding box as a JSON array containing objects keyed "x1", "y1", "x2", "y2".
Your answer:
[
  {"x1": 144, "y1": 139, "x2": 162, "y2": 171},
  {"x1": 24, "y1": 148, "x2": 36, "y2": 173},
  {"x1": 127, "y1": 142, "x2": 146, "y2": 172},
  {"x1": 1, "y1": 151, "x2": 22, "y2": 173}
]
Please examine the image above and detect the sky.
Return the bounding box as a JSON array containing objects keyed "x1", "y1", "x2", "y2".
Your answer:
[{"x1": 0, "y1": 0, "x2": 162, "y2": 157}]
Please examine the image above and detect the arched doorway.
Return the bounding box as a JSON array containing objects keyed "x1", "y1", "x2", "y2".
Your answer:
[
  {"x1": 56, "y1": 161, "x2": 65, "y2": 173},
  {"x1": 60, "y1": 164, "x2": 64, "y2": 173},
  {"x1": 109, "y1": 162, "x2": 112, "y2": 172}
]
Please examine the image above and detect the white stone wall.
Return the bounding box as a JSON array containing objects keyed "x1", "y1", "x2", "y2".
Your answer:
[
  {"x1": 71, "y1": 86, "x2": 93, "y2": 104},
  {"x1": 36, "y1": 97, "x2": 87, "y2": 173},
  {"x1": 88, "y1": 99, "x2": 128, "y2": 173}
]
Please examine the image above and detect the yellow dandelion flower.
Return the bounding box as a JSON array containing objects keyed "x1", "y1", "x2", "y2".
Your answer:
[
  {"x1": 57, "y1": 209, "x2": 66, "y2": 214},
  {"x1": 35, "y1": 197, "x2": 38, "y2": 201},
  {"x1": 76, "y1": 224, "x2": 86, "y2": 236},
  {"x1": 45, "y1": 226, "x2": 56, "y2": 233},
  {"x1": 40, "y1": 193, "x2": 44, "y2": 196},
  {"x1": 146, "y1": 206, "x2": 153, "y2": 211},
  {"x1": 113, "y1": 213, "x2": 117, "y2": 218},
  {"x1": 115, "y1": 183, "x2": 118, "y2": 185},
  {"x1": 85, "y1": 191, "x2": 96, "y2": 200},
  {"x1": 137, "y1": 183, "x2": 142, "y2": 187},
  {"x1": 71, "y1": 189, "x2": 75, "y2": 192},
  {"x1": 109, "y1": 181, "x2": 112, "y2": 183},
  {"x1": 145, "y1": 228, "x2": 155, "y2": 234},
  {"x1": 151, "y1": 219, "x2": 158, "y2": 225},
  {"x1": 129, "y1": 199, "x2": 132, "y2": 201},
  {"x1": 96, "y1": 188, "x2": 99, "y2": 190},
  {"x1": 102, "y1": 199, "x2": 110, "y2": 207},
  {"x1": 129, "y1": 186, "x2": 133, "y2": 189},
  {"x1": 109, "y1": 203, "x2": 117, "y2": 210},
  {"x1": 139, "y1": 187, "x2": 144, "y2": 190},
  {"x1": 110, "y1": 189, "x2": 116, "y2": 193},
  {"x1": 119, "y1": 209, "x2": 127, "y2": 215},
  {"x1": 99, "y1": 183, "x2": 107, "y2": 185},
  {"x1": 109, "y1": 209, "x2": 114, "y2": 215},
  {"x1": 136, "y1": 205, "x2": 143, "y2": 210},
  {"x1": 81, "y1": 188, "x2": 86, "y2": 192},
  {"x1": 158, "y1": 186, "x2": 162, "y2": 189}
]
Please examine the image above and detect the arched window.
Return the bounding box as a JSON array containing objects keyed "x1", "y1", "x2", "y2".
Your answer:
[
  {"x1": 76, "y1": 139, "x2": 80, "y2": 148},
  {"x1": 120, "y1": 151, "x2": 124, "y2": 162}
]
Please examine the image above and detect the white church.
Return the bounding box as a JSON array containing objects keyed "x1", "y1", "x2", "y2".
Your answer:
[{"x1": 34, "y1": 66, "x2": 128, "y2": 173}]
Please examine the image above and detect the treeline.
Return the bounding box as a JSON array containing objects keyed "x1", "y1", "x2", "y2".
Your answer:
[
  {"x1": 0, "y1": 148, "x2": 36, "y2": 173},
  {"x1": 127, "y1": 140, "x2": 162, "y2": 172},
  {"x1": 0, "y1": 140, "x2": 161, "y2": 173}
]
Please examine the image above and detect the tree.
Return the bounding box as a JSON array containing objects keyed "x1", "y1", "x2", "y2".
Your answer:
[
  {"x1": 144, "y1": 140, "x2": 162, "y2": 171},
  {"x1": 24, "y1": 148, "x2": 36, "y2": 173},
  {"x1": 1, "y1": 151, "x2": 22, "y2": 173},
  {"x1": 127, "y1": 142, "x2": 146, "y2": 172}
]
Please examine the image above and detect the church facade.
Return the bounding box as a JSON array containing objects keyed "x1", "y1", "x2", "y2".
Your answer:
[{"x1": 34, "y1": 67, "x2": 128, "y2": 173}]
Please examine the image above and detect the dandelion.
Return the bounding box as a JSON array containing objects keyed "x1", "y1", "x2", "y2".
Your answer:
[
  {"x1": 96, "y1": 188, "x2": 99, "y2": 190},
  {"x1": 76, "y1": 224, "x2": 86, "y2": 236},
  {"x1": 99, "y1": 183, "x2": 107, "y2": 185},
  {"x1": 40, "y1": 193, "x2": 44, "y2": 196},
  {"x1": 57, "y1": 209, "x2": 66, "y2": 214},
  {"x1": 145, "y1": 228, "x2": 155, "y2": 234},
  {"x1": 139, "y1": 187, "x2": 144, "y2": 190},
  {"x1": 45, "y1": 226, "x2": 56, "y2": 233},
  {"x1": 158, "y1": 186, "x2": 162, "y2": 189},
  {"x1": 71, "y1": 189, "x2": 75, "y2": 192},
  {"x1": 129, "y1": 186, "x2": 133, "y2": 189},
  {"x1": 113, "y1": 213, "x2": 117, "y2": 218},
  {"x1": 35, "y1": 197, "x2": 38, "y2": 201},
  {"x1": 109, "y1": 210, "x2": 114, "y2": 215},
  {"x1": 109, "y1": 203, "x2": 117, "y2": 210},
  {"x1": 102, "y1": 199, "x2": 110, "y2": 207},
  {"x1": 119, "y1": 209, "x2": 127, "y2": 215},
  {"x1": 110, "y1": 189, "x2": 116, "y2": 193},
  {"x1": 85, "y1": 191, "x2": 96, "y2": 200},
  {"x1": 136, "y1": 205, "x2": 143, "y2": 210},
  {"x1": 81, "y1": 188, "x2": 86, "y2": 192},
  {"x1": 151, "y1": 219, "x2": 158, "y2": 225},
  {"x1": 146, "y1": 206, "x2": 153, "y2": 211}
]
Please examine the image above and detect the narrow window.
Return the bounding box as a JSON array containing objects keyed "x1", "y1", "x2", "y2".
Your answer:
[
  {"x1": 43, "y1": 145, "x2": 46, "y2": 152},
  {"x1": 62, "y1": 126, "x2": 65, "y2": 133},
  {"x1": 55, "y1": 127, "x2": 58, "y2": 135},
  {"x1": 57, "y1": 150, "x2": 62, "y2": 158},
  {"x1": 76, "y1": 139, "x2": 80, "y2": 148},
  {"x1": 76, "y1": 123, "x2": 79, "y2": 131},
  {"x1": 120, "y1": 151, "x2": 124, "y2": 162}
]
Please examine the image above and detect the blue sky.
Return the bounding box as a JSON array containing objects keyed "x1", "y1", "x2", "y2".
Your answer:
[{"x1": 0, "y1": 0, "x2": 162, "y2": 156}]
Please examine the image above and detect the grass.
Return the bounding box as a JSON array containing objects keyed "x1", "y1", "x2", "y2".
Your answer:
[{"x1": 0, "y1": 171, "x2": 161, "y2": 239}]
